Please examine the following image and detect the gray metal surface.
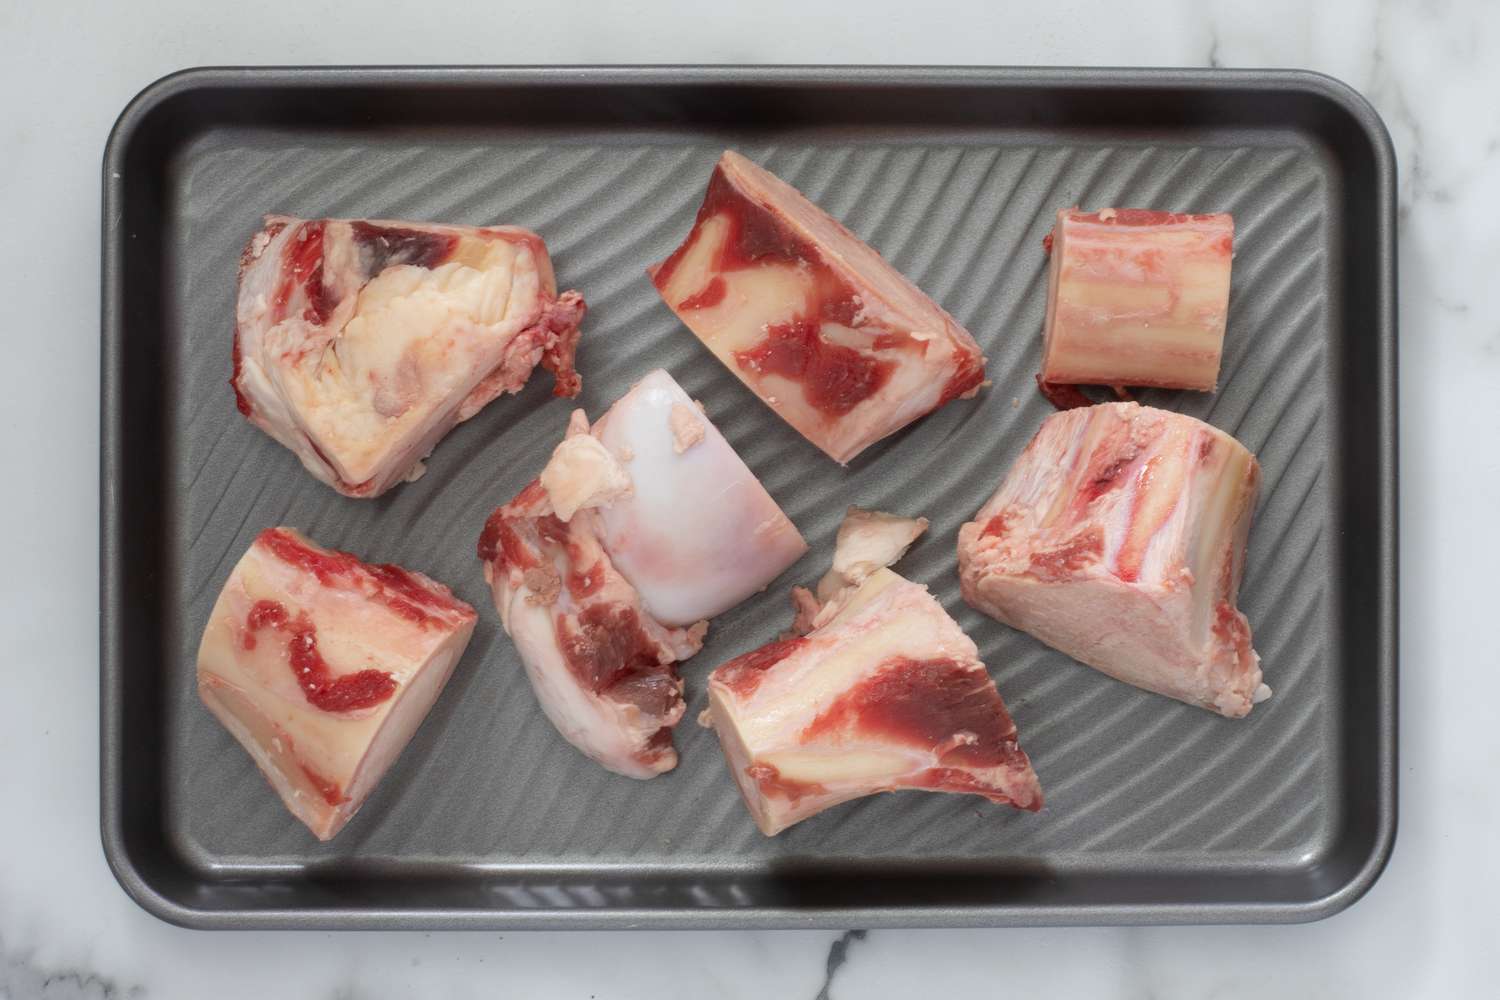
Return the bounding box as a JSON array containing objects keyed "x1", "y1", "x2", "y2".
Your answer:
[{"x1": 101, "y1": 67, "x2": 1397, "y2": 928}]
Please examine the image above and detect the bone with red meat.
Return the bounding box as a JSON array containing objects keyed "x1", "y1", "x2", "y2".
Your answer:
[
  {"x1": 703, "y1": 508, "x2": 1042, "y2": 836},
  {"x1": 478, "y1": 369, "x2": 807, "y2": 778},
  {"x1": 1041, "y1": 208, "x2": 1233, "y2": 393},
  {"x1": 233, "y1": 216, "x2": 586, "y2": 497},
  {"x1": 649, "y1": 151, "x2": 986, "y2": 465},
  {"x1": 196, "y1": 528, "x2": 477, "y2": 840},
  {"x1": 958, "y1": 402, "x2": 1267, "y2": 717}
]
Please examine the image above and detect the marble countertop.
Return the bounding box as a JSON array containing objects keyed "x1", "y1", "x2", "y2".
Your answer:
[{"x1": 3, "y1": 0, "x2": 1495, "y2": 996}]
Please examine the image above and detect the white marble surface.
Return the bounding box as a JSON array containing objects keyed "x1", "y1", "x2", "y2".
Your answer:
[{"x1": 1, "y1": 0, "x2": 1495, "y2": 996}]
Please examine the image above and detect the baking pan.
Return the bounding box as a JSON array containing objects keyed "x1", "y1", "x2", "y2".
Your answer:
[{"x1": 101, "y1": 66, "x2": 1397, "y2": 929}]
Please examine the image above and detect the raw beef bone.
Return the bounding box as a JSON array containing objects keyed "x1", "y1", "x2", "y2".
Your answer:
[
  {"x1": 650, "y1": 151, "x2": 986, "y2": 465},
  {"x1": 703, "y1": 508, "x2": 1042, "y2": 836},
  {"x1": 197, "y1": 528, "x2": 477, "y2": 840},
  {"x1": 958, "y1": 402, "x2": 1268, "y2": 717},
  {"x1": 478, "y1": 369, "x2": 807, "y2": 778},
  {"x1": 1041, "y1": 208, "x2": 1233, "y2": 393},
  {"x1": 234, "y1": 216, "x2": 586, "y2": 497}
]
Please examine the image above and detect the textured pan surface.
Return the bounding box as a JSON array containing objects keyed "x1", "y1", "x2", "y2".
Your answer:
[{"x1": 101, "y1": 67, "x2": 1396, "y2": 928}]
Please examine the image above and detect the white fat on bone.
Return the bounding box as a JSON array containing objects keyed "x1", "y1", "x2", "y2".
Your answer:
[
  {"x1": 668, "y1": 402, "x2": 705, "y2": 454},
  {"x1": 539, "y1": 410, "x2": 633, "y2": 522},
  {"x1": 815, "y1": 506, "x2": 930, "y2": 604}
]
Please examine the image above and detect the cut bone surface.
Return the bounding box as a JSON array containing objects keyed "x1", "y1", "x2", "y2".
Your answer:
[
  {"x1": 704, "y1": 508, "x2": 1041, "y2": 836},
  {"x1": 234, "y1": 216, "x2": 585, "y2": 497},
  {"x1": 650, "y1": 151, "x2": 985, "y2": 464},
  {"x1": 196, "y1": 528, "x2": 476, "y2": 840},
  {"x1": 958, "y1": 401, "x2": 1267, "y2": 717}
]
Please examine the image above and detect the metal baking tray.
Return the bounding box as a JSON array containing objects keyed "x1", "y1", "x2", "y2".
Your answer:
[{"x1": 101, "y1": 66, "x2": 1397, "y2": 929}]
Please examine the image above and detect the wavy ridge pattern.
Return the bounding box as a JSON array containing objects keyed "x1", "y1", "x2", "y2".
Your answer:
[{"x1": 162, "y1": 132, "x2": 1335, "y2": 882}]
